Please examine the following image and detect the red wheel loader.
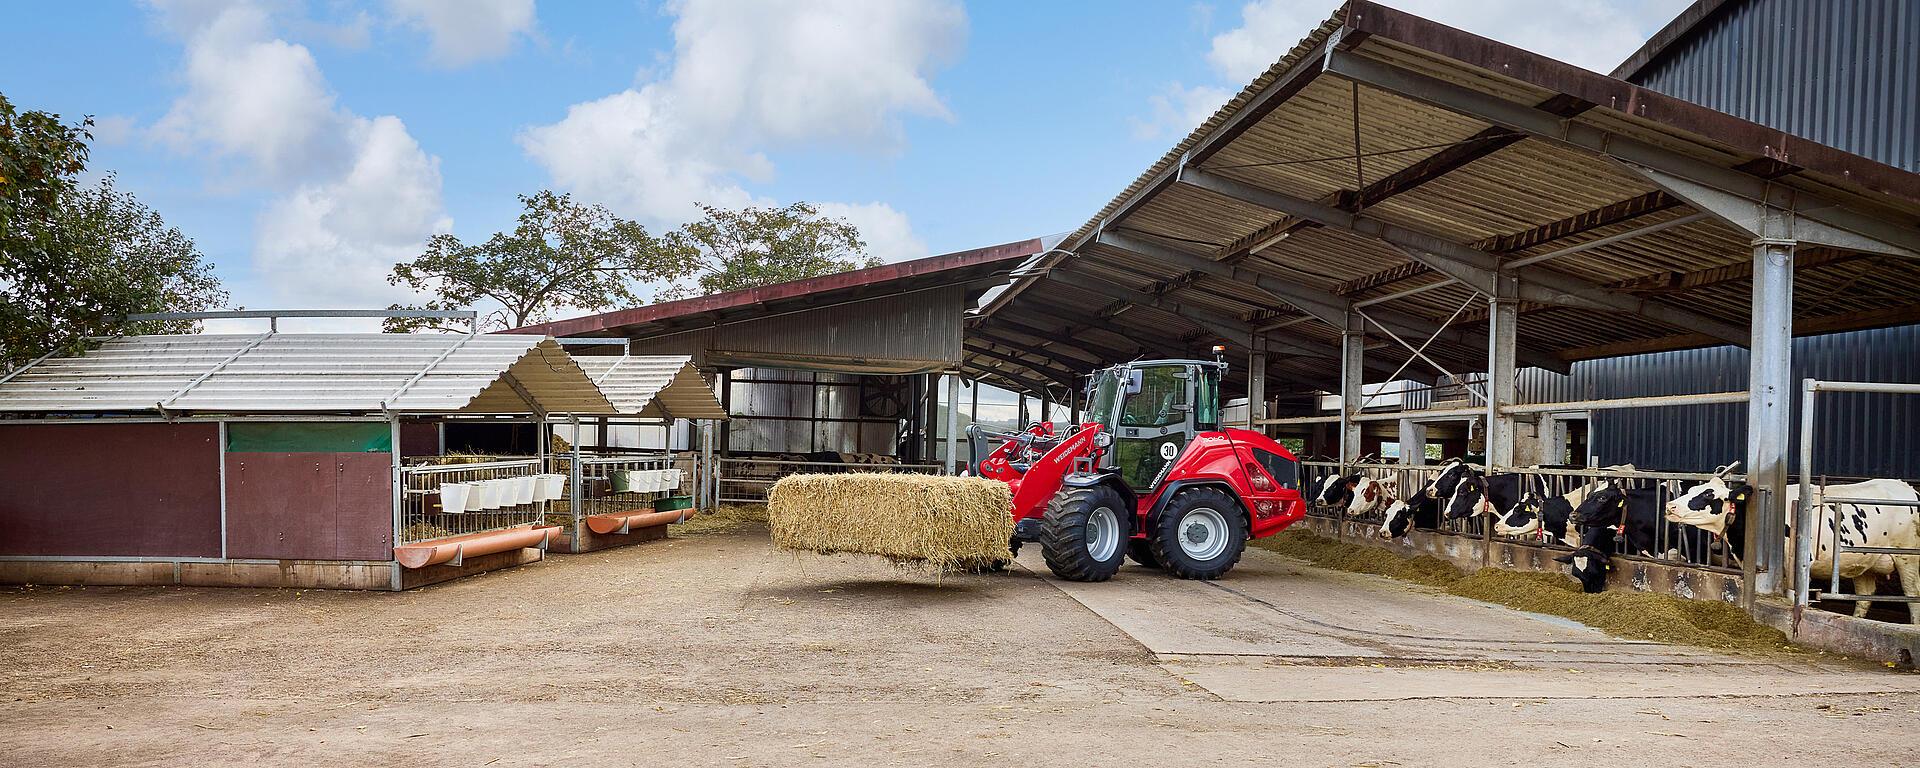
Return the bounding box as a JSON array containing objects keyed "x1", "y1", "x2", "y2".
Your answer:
[{"x1": 967, "y1": 351, "x2": 1306, "y2": 581}]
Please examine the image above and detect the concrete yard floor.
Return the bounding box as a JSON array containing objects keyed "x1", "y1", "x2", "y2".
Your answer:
[{"x1": 4, "y1": 527, "x2": 1918, "y2": 767}]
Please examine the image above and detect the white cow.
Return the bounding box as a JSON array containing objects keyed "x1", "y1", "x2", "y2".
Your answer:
[{"x1": 1665, "y1": 476, "x2": 1920, "y2": 623}]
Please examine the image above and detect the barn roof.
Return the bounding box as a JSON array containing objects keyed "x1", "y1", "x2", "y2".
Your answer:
[
  {"x1": 972, "y1": 0, "x2": 1920, "y2": 397},
  {"x1": 571, "y1": 354, "x2": 728, "y2": 420},
  {"x1": 0, "y1": 333, "x2": 618, "y2": 417}
]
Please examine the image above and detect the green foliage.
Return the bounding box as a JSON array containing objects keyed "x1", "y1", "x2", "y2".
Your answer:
[
  {"x1": 384, "y1": 190, "x2": 696, "y2": 332},
  {"x1": 1, "y1": 94, "x2": 226, "y2": 370},
  {"x1": 659, "y1": 202, "x2": 878, "y2": 301}
]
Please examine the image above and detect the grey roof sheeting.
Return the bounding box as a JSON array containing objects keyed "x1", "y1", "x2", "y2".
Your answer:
[
  {"x1": 975, "y1": 0, "x2": 1920, "y2": 398},
  {"x1": 0, "y1": 333, "x2": 618, "y2": 416},
  {"x1": 572, "y1": 355, "x2": 728, "y2": 420}
]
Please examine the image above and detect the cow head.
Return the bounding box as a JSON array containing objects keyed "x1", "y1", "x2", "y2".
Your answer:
[
  {"x1": 1553, "y1": 526, "x2": 1616, "y2": 593},
  {"x1": 1379, "y1": 499, "x2": 1413, "y2": 539},
  {"x1": 1571, "y1": 481, "x2": 1629, "y2": 527},
  {"x1": 1444, "y1": 473, "x2": 1492, "y2": 520},
  {"x1": 1664, "y1": 476, "x2": 1750, "y2": 536},
  {"x1": 1318, "y1": 473, "x2": 1360, "y2": 506},
  {"x1": 1346, "y1": 475, "x2": 1398, "y2": 517},
  {"x1": 1422, "y1": 459, "x2": 1470, "y2": 500},
  {"x1": 1496, "y1": 492, "x2": 1543, "y2": 536}
]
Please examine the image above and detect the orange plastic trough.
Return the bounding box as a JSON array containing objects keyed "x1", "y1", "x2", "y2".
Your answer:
[
  {"x1": 585, "y1": 507, "x2": 698, "y2": 535},
  {"x1": 393, "y1": 524, "x2": 559, "y2": 569}
]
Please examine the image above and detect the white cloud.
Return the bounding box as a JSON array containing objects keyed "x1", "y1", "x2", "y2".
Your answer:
[
  {"x1": 151, "y1": 3, "x2": 348, "y2": 182},
  {"x1": 148, "y1": 0, "x2": 448, "y2": 314},
  {"x1": 817, "y1": 201, "x2": 927, "y2": 264},
  {"x1": 1132, "y1": 83, "x2": 1233, "y2": 141},
  {"x1": 1135, "y1": 0, "x2": 1693, "y2": 139},
  {"x1": 256, "y1": 116, "x2": 449, "y2": 307},
  {"x1": 521, "y1": 0, "x2": 964, "y2": 256},
  {"x1": 386, "y1": 0, "x2": 535, "y2": 67}
]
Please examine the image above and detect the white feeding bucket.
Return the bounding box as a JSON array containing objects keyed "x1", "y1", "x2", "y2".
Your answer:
[
  {"x1": 664, "y1": 469, "x2": 682, "y2": 490},
  {"x1": 512, "y1": 475, "x2": 537, "y2": 505},
  {"x1": 466, "y1": 480, "x2": 497, "y2": 511},
  {"x1": 646, "y1": 469, "x2": 668, "y2": 492},
  {"x1": 439, "y1": 483, "x2": 471, "y2": 514},
  {"x1": 536, "y1": 474, "x2": 566, "y2": 502},
  {"x1": 485, "y1": 478, "x2": 516, "y2": 508}
]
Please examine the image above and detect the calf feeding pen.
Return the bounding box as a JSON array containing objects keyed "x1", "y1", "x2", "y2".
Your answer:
[{"x1": 0, "y1": 328, "x2": 726, "y2": 589}]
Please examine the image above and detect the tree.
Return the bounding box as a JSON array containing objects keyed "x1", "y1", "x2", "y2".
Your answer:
[
  {"x1": 1, "y1": 94, "x2": 226, "y2": 370},
  {"x1": 659, "y1": 202, "x2": 878, "y2": 301},
  {"x1": 384, "y1": 191, "x2": 696, "y2": 333}
]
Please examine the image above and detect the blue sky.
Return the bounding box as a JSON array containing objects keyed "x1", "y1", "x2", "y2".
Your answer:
[{"x1": 0, "y1": 0, "x2": 1687, "y2": 330}]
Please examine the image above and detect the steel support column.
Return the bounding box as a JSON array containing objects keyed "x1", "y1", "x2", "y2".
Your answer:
[
  {"x1": 1248, "y1": 345, "x2": 1268, "y2": 431},
  {"x1": 1746, "y1": 239, "x2": 1796, "y2": 600},
  {"x1": 1398, "y1": 419, "x2": 1427, "y2": 465},
  {"x1": 1485, "y1": 276, "x2": 1519, "y2": 467},
  {"x1": 1339, "y1": 313, "x2": 1365, "y2": 470},
  {"x1": 945, "y1": 373, "x2": 960, "y2": 475}
]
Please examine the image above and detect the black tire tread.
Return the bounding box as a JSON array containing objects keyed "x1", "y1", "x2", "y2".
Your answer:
[
  {"x1": 1039, "y1": 485, "x2": 1128, "y2": 582},
  {"x1": 1149, "y1": 486, "x2": 1249, "y2": 580}
]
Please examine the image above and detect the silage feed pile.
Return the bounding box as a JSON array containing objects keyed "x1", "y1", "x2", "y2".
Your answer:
[{"x1": 768, "y1": 474, "x2": 1014, "y2": 573}]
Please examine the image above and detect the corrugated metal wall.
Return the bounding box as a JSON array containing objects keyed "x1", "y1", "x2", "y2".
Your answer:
[
  {"x1": 626, "y1": 286, "x2": 964, "y2": 374},
  {"x1": 1627, "y1": 0, "x2": 1919, "y2": 172},
  {"x1": 1516, "y1": 324, "x2": 1920, "y2": 478}
]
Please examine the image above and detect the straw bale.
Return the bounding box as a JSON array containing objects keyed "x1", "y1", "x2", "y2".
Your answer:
[{"x1": 768, "y1": 474, "x2": 1013, "y2": 572}]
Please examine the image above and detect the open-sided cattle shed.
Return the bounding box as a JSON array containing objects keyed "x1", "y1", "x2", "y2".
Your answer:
[
  {"x1": 0, "y1": 329, "x2": 726, "y2": 589},
  {"x1": 975, "y1": 0, "x2": 1920, "y2": 601},
  {"x1": 516, "y1": 238, "x2": 1053, "y2": 486}
]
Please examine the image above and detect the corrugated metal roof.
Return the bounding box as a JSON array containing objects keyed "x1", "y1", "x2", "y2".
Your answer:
[
  {"x1": 975, "y1": 0, "x2": 1920, "y2": 399},
  {"x1": 572, "y1": 355, "x2": 727, "y2": 420},
  {"x1": 0, "y1": 334, "x2": 618, "y2": 416}
]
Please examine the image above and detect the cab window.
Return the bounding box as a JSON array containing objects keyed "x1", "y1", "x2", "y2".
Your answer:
[{"x1": 1119, "y1": 366, "x2": 1186, "y2": 428}]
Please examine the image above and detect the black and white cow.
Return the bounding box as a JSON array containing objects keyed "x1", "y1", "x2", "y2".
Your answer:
[
  {"x1": 1495, "y1": 469, "x2": 1635, "y2": 546},
  {"x1": 1568, "y1": 481, "x2": 1670, "y2": 558},
  {"x1": 1420, "y1": 459, "x2": 1473, "y2": 501},
  {"x1": 1443, "y1": 471, "x2": 1526, "y2": 521},
  {"x1": 1317, "y1": 472, "x2": 1359, "y2": 508},
  {"x1": 1553, "y1": 525, "x2": 1618, "y2": 593},
  {"x1": 1378, "y1": 494, "x2": 1440, "y2": 540},
  {"x1": 1665, "y1": 476, "x2": 1920, "y2": 623}
]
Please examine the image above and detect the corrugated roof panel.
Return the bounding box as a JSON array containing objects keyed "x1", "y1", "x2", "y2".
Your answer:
[
  {"x1": 573, "y1": 355, "x2": 727, "y2": 420},
  {"x1": 0, "y1": 334, "x2": 617, "y2": 416}
]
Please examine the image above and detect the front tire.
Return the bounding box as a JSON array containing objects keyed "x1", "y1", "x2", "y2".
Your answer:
[
  {"x1": 1150, "y1": 487, "x2": 1248, "y2": 580},
  {"x1": 1040, "y1": 485, "x2": 1130, "y2": 582}
]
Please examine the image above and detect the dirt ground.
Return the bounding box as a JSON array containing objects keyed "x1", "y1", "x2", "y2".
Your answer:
[{"x1": 5, "y1": 524, "x2": 1919, "y2": 767}]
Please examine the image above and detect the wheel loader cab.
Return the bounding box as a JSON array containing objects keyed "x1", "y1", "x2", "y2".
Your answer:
[{"x1": 1083, "y1": 361, "x2": 1224, "y2": 494}]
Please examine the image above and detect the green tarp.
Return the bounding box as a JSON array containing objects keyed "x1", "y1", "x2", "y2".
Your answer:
[{"x1": 226, "y1": 422, "x2": 392, "y2": 453}]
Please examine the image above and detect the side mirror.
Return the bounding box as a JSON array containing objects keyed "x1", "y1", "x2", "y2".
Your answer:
[{"x1": 1126, "y1": 369, "x2": 1143, "y2": 395}]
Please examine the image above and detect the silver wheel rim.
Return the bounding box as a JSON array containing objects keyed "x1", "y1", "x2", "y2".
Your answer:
[
  {"x1": 1179, "y1": 507, "x2": 1231, "y2": 562},
  {"x1": 1086, "y1": 506, "x2": 1121, "y2": 560}
]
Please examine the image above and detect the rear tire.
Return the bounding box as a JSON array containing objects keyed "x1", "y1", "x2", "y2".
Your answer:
[
  {"x1": 1150, "y1": 487, "x2": 1248, "y2": 580},
  {"x1": 1040, "y1": 485, "x2": 1130, "y2": 582},
  {"x1": 1127, "y1": 539, "x2": 1162, "y2": 568}
]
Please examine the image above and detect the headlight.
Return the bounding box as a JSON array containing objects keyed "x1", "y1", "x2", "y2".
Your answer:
[{"x1": 1092, "y1": 432, "x2": 1112, "y2": 448}]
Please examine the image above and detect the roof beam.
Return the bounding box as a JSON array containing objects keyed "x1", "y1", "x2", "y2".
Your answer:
[
  {"x1": 1177, "y1": 166, "x2": 1751, "y2": 345},
  {"x1": 968, "y1": 329, "x2": 1106, "y2": 373},
  {"x1": 1097, "y1": 230, "x2": 1565, "y2": 372},
  {"x1": 1042, "y1": 268, "x2": 1417, "y2": 379},
  {"x1": 1334, "y1": 190, "x2": 1687, "y2": 296},
  {"x1": 962, "y1": 343, "x2": 1081, "y2": 388},
  {"x1": 1321, "y1": 47, "x2": 1920, "y2": 257}
]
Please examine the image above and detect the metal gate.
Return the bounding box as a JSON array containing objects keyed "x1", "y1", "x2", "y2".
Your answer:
[{"x1": 1794, "y1": 379, "x2": 1920, "y2": 615}]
